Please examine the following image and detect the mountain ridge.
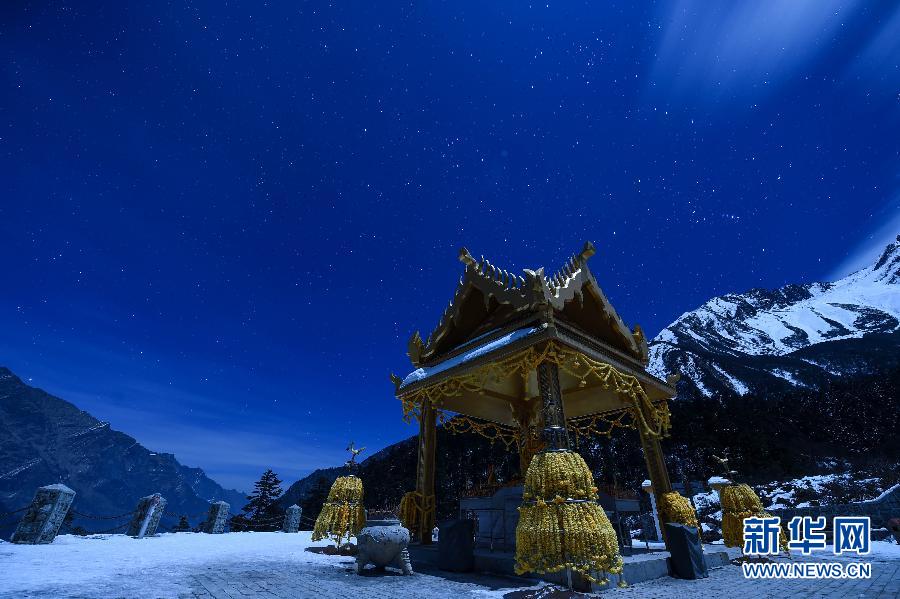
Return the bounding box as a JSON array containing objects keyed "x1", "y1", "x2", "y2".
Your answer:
[
  {"x1": 0, "y1": 367, "x2": 245, "y2": 539},
  {"x1": 648, "y1": 235, "x2": 900, "y2": 397}
]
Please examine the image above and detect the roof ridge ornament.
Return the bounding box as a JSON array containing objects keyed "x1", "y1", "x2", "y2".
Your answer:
[
  {"x1": 632, "y1": 324, "x2": 649, "y2": 365},
  {"x1": 545, "y1": 241, "x2": 596, "y2": 295},
  {"x1": 458, "y1": 247, "x2": 477, "y2": 267},
  {"x1": 578, "y1": 241, "x2": 596, "y2": 264},
  {"x1": 417, "y1": 241, "x2": 643, "y2": 362},
  {"x1": 408, "y1": 331, "x2": 425, "y2": 367}
]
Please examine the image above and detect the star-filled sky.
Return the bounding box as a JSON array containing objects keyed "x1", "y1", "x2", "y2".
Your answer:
[{"x1": 2, "y1": 1, "x2": 899, "y2": 491}]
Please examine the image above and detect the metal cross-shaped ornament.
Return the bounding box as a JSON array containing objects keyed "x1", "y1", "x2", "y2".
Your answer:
[
  {"x1": 345, "y1": 441, "x2": 366, "y2": 474},
  {"x1": 711, "y1": 450, "x2": 739, "y2": 481}
]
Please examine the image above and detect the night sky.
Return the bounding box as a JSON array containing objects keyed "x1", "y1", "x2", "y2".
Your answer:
[{"x1": 2, "y1": 1, "x2": 899, "y2": 491}]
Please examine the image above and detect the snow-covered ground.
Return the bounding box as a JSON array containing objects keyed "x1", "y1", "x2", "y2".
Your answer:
[
  {"x1": 756, "y1": 473, "x2": 886, "y2": 510},
  {"x1": 1, "y1": 530, "x2": 898, "y2": 598},
  {"x1": 0, "y1": 531, "x2": 530, "y2": 599},
  {"x1": 1, "y1": 532, "x2": 314, "y2": 598}
]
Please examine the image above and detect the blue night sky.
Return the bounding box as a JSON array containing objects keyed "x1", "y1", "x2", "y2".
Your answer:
[{"x1": 1, "y1": 1, "x2": 899, "y2": 491}]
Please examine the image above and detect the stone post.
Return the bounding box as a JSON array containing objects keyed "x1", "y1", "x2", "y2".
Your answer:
[
  {"x1": 707, "y1": 476, "x2": 731, "y2": 493},
  {"x1": 283, "y1": 504, "x2": 302, "y2": 533},
  {"x1": 127, "y1": 493, "x2": 167, "y2": 538},
  {"x1": 201, "y1": 501, "x2": 230, "y2": 534},
  {"x1": 11, "y1": 484, "x2": 76, "y2": 544},
  {"x1": 641, "y1": 480, "x2": 662, "y2": 542},
  {"x1": 636, "y1": 401, "x2": 674, "y2": 551}
]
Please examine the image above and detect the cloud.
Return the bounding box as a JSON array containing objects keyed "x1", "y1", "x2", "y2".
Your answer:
[
  {"x1": 828, "y1": 195, "x2": 900, "y2": 279},
  {"x1": 851, "y1": 7, "x2": 900, "y2": 90},
  {"x1": 651, "y1": 0, "x2": 859, "y2": 100}
]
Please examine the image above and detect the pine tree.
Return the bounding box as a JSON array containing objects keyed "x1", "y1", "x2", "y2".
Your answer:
[
  {"x1": 239, "y1": 468, "x2": 284, "y2": 531},
  {"x1": 172, "y1": 515, "x2": 191, "y2": 532}
]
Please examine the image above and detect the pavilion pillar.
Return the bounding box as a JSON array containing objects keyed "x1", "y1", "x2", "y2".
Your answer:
[
  {"x1": 414, "y1": 400, "x2": 437, "y2": 544},
  {"x1": 636, "y1": 410, "x2": 674, "y2": 548},
  {"x1": 511, "y1": 398, "x2": 541, "y2": 475},
  {"x1": 536, "y1": 361, "x2": 570, "y2": 450}
]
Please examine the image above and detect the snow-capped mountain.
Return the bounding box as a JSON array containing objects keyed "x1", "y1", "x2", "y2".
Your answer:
[{"x1": 649, "y1": 235, "x2": 900, "y2": 398}]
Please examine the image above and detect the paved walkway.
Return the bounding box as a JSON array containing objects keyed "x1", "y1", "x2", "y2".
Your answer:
[
  {"x1": 184, "y1": 557, "x2": 524, "y2": 598},
  {"x1": 183, "y1": 551, "x2": 900, "y2": 598},
  {"x1": 4, "y1": 533, "x2": 897, "y2": 598},
  {"x1": 613, "y1": 554, "x2": 900, "y2": 599}
]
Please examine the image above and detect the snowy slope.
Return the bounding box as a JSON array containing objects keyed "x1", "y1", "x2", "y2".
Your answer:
[{"x1": 649, "y1": 236, "x2": 900, "y2": 397}]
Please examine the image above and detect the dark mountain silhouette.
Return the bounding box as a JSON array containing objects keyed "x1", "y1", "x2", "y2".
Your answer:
[{"x1": 0, "y1": 368, "x2": 245, "y2": 540}]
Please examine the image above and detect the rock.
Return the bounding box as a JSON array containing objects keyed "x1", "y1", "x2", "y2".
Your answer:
[
  {"x1": 436, "y1": 519, "x2": 474, "y2": 572},
  {"x1": 126, "y1": 493, "x2": 166, "y2": 538},
  {"x1": 11, "y1": 484, "x2": 75, "y2": 544},
  {"x1": 355, "y1": 520, "x2": 413, "y2": 575},
  {"x1": 283, "y1": 504, "x2": 301, "y2": 533},
  {"x1": 888, "y1": 518, "x2": 900, "y2": 545},
  {"x1": 200, "y1": 501, "x2": 230, "y2": 534}
]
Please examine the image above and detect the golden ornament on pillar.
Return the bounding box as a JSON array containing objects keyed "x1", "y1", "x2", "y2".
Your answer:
[{"x1": 514, "y1": 450, "x2": 623, "y2": 585}]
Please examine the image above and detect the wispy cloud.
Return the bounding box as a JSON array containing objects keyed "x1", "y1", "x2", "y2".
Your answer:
[
  {"x1": 851, "y1": 7, "x2": 900, "y2": 89},
  {"x1": 828, "y1": 194, "x2": 900, "y2": 279},
  {"x1": 651, "y1": 0, "x2": 859, "y2": 100}
]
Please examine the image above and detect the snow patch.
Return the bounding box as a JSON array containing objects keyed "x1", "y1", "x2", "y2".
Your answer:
[
  {"x1": 401, "y1": 326, "x2": 541, "y2": 387},
  {"x1": 710, "y1": 364, "x2": 749, "y2": 395},
  {"x1": 0, "y1": 458, "x2": 41, "y2": 480}
]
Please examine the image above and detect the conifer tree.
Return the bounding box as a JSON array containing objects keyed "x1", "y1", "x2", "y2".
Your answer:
[
  {"x1": 172, "y1": 515, "x2": 191, "y2": 532},
  {"x1": 239, "y1": 468, "x2": 284, "y2": 531}
]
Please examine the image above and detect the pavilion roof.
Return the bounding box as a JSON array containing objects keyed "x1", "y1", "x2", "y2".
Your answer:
[{"x1": 407, "y1": 242, "x2": 650, "y2": 370}]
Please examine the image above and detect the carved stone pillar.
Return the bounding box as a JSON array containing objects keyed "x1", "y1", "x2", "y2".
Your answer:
[
  {"x1": 126, "y1": 493, "x2": 167, "y2": 538},
  {"x1": 537, "y1": 361, "x2": 570, "y2": 450},
  {"x1": 11, "y1": 484, "x2": 75, "y2": 544},
  {"x1": 201, "y1": 501, "x2": 230, "y2": 534},
  {"x1": 414, "y1": 400, "x2": 437, "y2": 544},
  {"x1": 283, "y1": 504, "x2": 302, "y2": 533}
]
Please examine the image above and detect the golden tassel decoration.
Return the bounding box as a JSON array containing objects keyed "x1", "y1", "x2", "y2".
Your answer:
[
  {"x1": 720, "y1": 483, "x2": 789, "y2": 553},
  {"x1": 514, "y1": 450, "x2": 623, "y2": 586},
  {"x1": 312, "y1": 475, "x2": 366, "y2": 546},
  {"x1": 658, "y1": 492, "x2": 699, "y2": 529},
  {"x1": 399, "y1": 491, "x2": 420, "y2": 532}
]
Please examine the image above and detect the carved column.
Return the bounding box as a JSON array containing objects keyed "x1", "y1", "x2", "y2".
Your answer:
[
  {"x1": 414, "y1": 400, "x2": 437, "y2": 544},
  {"x1": 511, "y1": 399, "x2": 541, "y2": 475},
  {"x1": 636, "y1": 406, "x2": 673, "y2": 548},
  {"x1": 537, "y1": 361, "x2": 570, "y2": 450}
]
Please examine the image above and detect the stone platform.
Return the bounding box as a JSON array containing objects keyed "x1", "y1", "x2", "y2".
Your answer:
[{"x1": 407, "y1": 542, "x2": 731, "y2": 591}]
